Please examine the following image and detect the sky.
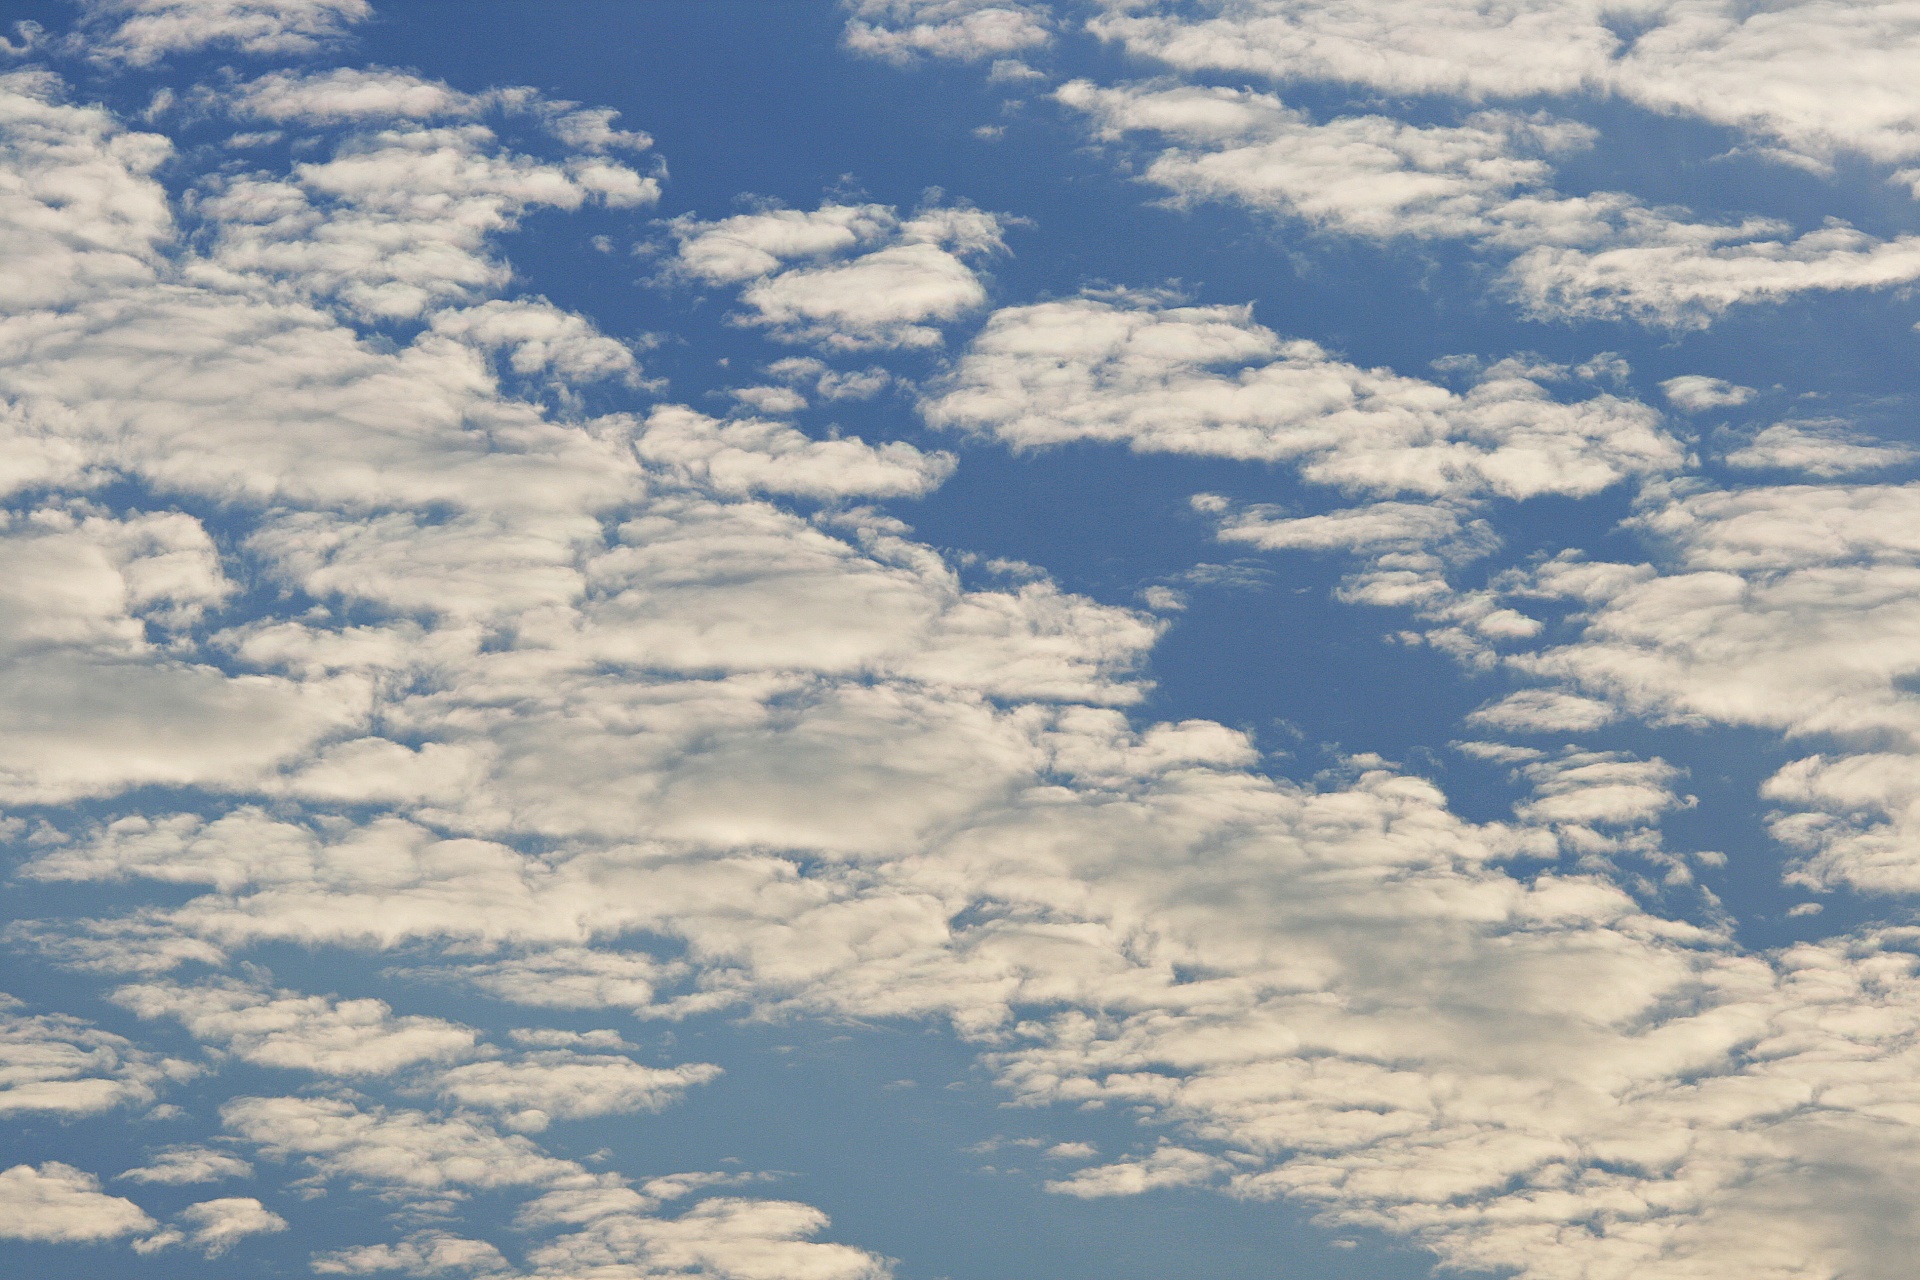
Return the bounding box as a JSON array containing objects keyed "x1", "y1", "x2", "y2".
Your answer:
[{"x1": 8, "y1": 1, "x2": 1920, "y2": 1277}]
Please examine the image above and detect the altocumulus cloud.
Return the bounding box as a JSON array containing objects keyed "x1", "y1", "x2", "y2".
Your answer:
[{"x1": 6, "y1": 2, "x2": 1920, "y2": 1280}]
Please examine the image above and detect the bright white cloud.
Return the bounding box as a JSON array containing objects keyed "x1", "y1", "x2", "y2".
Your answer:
[
  {"x1": 427, "y1": 1053, "x2": 722, "y2": 1131},
  {"x1": 113, "y1": 978, "x2": 479, "y2": 1076},
  {"x1": 1662, "y1": 374, "x2": 1756, "y2": 411},
  {"x1": 1056, "y1": 79, "x2": 1920, "y2": 325},
  {"x1": 927, "y1": 294, "x2": 1680, "y2": 498},
  {"x1": 174, "y1": 1196, "x2": 287, "y2": 1255},
  {"x1": 0, "y1": 994, "x2": 183, "y2": 1116},
  {"x1": 79, "y1": 0, "x2": 370, "y2": 66},
  {"x1": 118, "y1": 1145, "x2": 254, "y2": 1184},
  {"x1": 1086, "y1": 0, "x2": 1920, "y2": 165},
  {"x1": 843, "y1": 0, "x2": 1051, "y2": 63},
  {"x1": 0, "y1": 1162, "x2": 156, "y2": 1242},
  {"x1": 672, "y1": 203, "x2": 1006, "y2": 348},
  {"x1": 1725, "y1": 422, "x2": 1916, "y2": 476}
]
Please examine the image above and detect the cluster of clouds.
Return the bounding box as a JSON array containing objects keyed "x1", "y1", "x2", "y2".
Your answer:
[
  {"x1": 7, "y1": 3, "x2": 1920, "y2": 1279},
  {"x1": 851, "y1": 1, "x2": 1920, "y2": 325},
  {"x1": 666, "y1": 201, "x2": 1008, "y2": 349}
]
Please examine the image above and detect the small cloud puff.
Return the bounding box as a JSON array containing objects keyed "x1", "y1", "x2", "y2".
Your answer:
[{"x1": 1661, "y1": 375, "x2": 1756, "y2": 411}]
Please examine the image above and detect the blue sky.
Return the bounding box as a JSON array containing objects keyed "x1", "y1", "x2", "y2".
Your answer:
[{"x1": 9, "y1": 2, "x2": 1920, "y2": 1278}]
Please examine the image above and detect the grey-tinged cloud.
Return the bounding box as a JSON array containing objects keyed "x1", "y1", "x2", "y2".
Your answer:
[
  {"x1": 634, "y1": 406, "x2": 955, "y2": 500},
  {"x1": 926, "y1": 294, "x2": 1680, "y2": 499},
  {"x1": 425, "y1": 1053, "x2": 723, "y2": 1131},
  {"x1": 78, "y1": 0, "x2": 371, "y2": 66},
  {"x1": 842, "y1": 0, "x2": 1050, "y2": 64},
  {"x1": 0, "y1": 994, "x2": 187, "y2": 1116},
  {"x1": 1086, "y1": 0, "x2": 1920, "y2": 166},
  {"x1": 1468, "y1": 689, "x2": 1619, "y2": 734},
  {"x1": 112, "y1": 978, "x2": 479, "y2": 1076},
  {"x1": 312, "y1": 1230, "x2": 510, "y2": 1275},
  {"x1": 117, "y1": 1145, "x2": 254, "y2": 1184},
  {"x1": 670, "y1": 202, "x2": 1005, "y2": 348},
  {"x1": 0, "y1": 1162, "x2": 156, "y2": 1242},
  {"x1": 1055, "y1": 79, "x2": 1920, "y2": 326},
  {"x1": 1662, "y1": 374, "x2": 1756, "y2": 411},
  {"x1": 1725, "y1": 422, "x2": 1916, "y2": 476},
  {"x1": 172, "y1": 1196, "x2": 287, "y2": 1255}
]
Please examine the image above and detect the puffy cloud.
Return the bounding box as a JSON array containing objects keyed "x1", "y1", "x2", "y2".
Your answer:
[
  {"x1": 427, "y1": 1052, "x2": 723, "y2": 1131},
  {"x1": 1056, "y1": 79, "x2": 1920, "y2": 325},
  {"x1": 1725, "y1": 422, "x2": 1916, "y2": 476},
  {"x1": 634, "y1": 406, "x2": 954, "y2": 500},
  {"x1": 927, "y1": 294, "x2": 1680, "y2": 499},
  {"x1": 430, "y1": 299, "x2": 642, "y2": 384},
  {"x1": 671, "y1": 202, "x2": 1005, "y2": 348},
  {"x1": 313, "y1": 1230, "x2": 510, "y2": 1275},
  {"x1": 1662, "y1": 375, "x2": 1756, "y2": 411},
  {"x1": 0, "y1": 1162, "x2": 156, "y2": 1242},
  {"x1": 18, "y1": 44, "x2": 1920, "y2": 1280},
  {"x1": 522, "y1": 1193, "x2": 891, "y2": 1280},
  {"x1": 1044, "y1": 1144, "x2": 1226, "y2": 1198},
  {"x1": 112, "y1": 978, "x2": 479, "y2": 1075},
  {"x1": 78, "y1": 0, "x2": 371, "y2": 66},
  {"x1": 221, "y1": 1094, "x2": 590, "y2": 1192},
  {"x1": 118, "y1": 1145, "x2": 254, "y2": 1184},
  {"x1": 1086, "y1": 0, "x2": 1920, "y2": 165},
  {"x1": 0, "y1": 994, "x2": 183, "y2": 1116},
  {"x1": 1468, "y1": 689, "x2": 1619, "y2": 734},
  {"x1": 174, "y1": 1196, "x2": 287, "y2": 1255},
  {"x1": 842, "y1": 0, "x2": 1050, "y2": 63}
]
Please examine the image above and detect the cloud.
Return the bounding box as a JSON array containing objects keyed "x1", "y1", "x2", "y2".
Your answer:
[
  {"x1": 1662, "y1": 375, "x2": 1756, "y2": 411},
  {"x1": 313, "y1": 1230, "x2": 510, "y2": 1275},
  {"x1": 222, "y1": 1095, "x2": 590, "y2": 1192},
  {"x1": 1468, "y1": 689, "x2": 1619, "y2": 734},
  {"x1": 427, "y1": 1053, "x2": 723, "y2": 1131},
  {"x1": 634, "y1": 406, "x2": 955, "y2": 500},
  {"x1": 118, "y1": 1145, "x2": 254, "y2": 1184},
  {"x1": 1085, "y1": 0, "x2": 1920, "y2": 165},
  {"x1": 0, "y1": 1162, "x2": 156, "y2": 1242},
  {"x1": 1725, "y1": 422, "x2": 1916, "y2": 476},
  {"x1": 842, "y1": 0, "x2": 1050, "y2": 64},
  {"x1": 1056, "y1": 79, "x2": 1920, "y2": 326},
  {"x1": 17, "y1": 44, "x2": 1920, "y2": 1280},
  {"x1": 1044, "y1": 1144, "x2": 1226, "y2": 1198},
  {"x1": 671, "y1": 202, "x2": 1006, "y2": 348},
  {"x1": 78, "y1": 0, "x2": 371, "y2": 66},
  {"x1": 0, "y1": 993, "x2": 182, "y2": 1116},
  {"x1": 112, "y1": 978, "x2": 480, "y2": 1076},
  {"x1": 175, "y1": 1195, "x2": 287, "y2": 1255},
  {"x1": 927, "y1": 294, "x2": 1680, "y2": 499}
]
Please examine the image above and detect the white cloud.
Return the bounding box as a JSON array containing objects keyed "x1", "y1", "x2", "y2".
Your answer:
[
  {"x1": 0, "y1": 993, "x2": 182, "y2": 1116},
  {"x1": 1044, "y1": 1144, "x2": 1226, "y2": 1197},
  {"x1": 112, "y1": 978, "x2": 479, "y2": 1076},
  {"x1": 1468, "y1": 689, "x2": 1619, "y2": 734},
  {"x1": 672, "y1": 203, "x2": 1005, "y2": 348},
  {"x1": 427, "y1": 1053, "x2": 722, "y2": 1131},
  {"x1": 1661, "y1": 375, "x2": 1756, "y2": 411},
  {"x1": 0, "y1": 1162, "x2": 156, "y2": 1242},
  {"x1": 842, "y1": 0, "x2": 1050, "y2": 64},
  {"x1": 222, "y1": 1095, "x2": 590, "y2": 1192},
  {"x1": 1086, "y1": 0, "x2": 1920, "y2": 166},
  {"x1": 313, "y1": 1230, "x2": 510, "y2": 1275},
  {"x1": 79, "y1": 0, "x2": 371, "y2": 66},
  {"x1": 634, "y1": 406, "x2": 954, "y2": 500},
  {"x1": 118, "y1": 1145, "x2": 254, "y2": 1184},
  {"x1": 1056, "y1": 79, "x2": 1920, "y2": 326},
  {"x1": 927, "y1": 294, "x2": 1680, "y2": 499},
  {"x1": 175, "y1": 1195, "x2": 287, "y2": 1255},
  {"x1": 19, "y1": 48, "x2": 1920, "y2": 1280},
  {"x1": 1725, "y1": 422, "x2": 1916, "y2": 476}
]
